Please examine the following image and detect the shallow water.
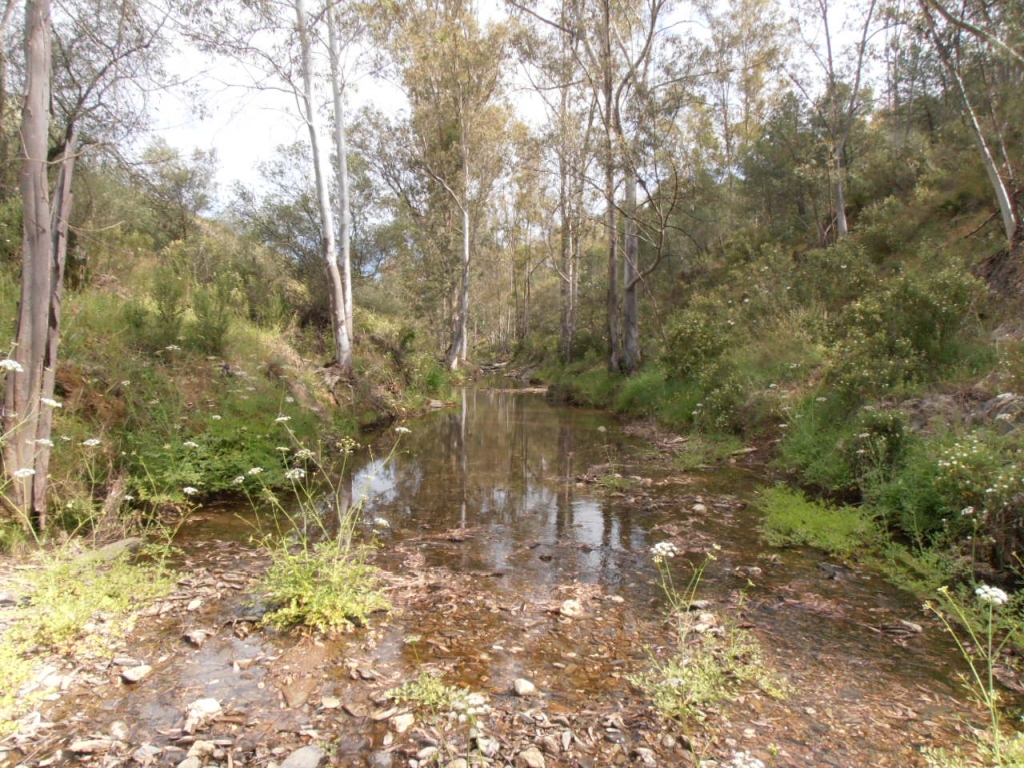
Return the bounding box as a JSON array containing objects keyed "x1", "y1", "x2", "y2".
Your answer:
[{"x1": 34, "y1": 387, "x2": 991, "y2": 766}]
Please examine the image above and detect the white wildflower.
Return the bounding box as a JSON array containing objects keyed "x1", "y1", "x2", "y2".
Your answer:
[
  {"x1": 164, "y1": 344, "x2": 181, "y2": 351},
  {"x1": 961, "y1": 506, "x2": 975, "y2": 517},
  {"x1": 82, "y1": 438, "x2": 101, "y2": 447},
  {"x1": 211, "y1": 414, "x2": 222, "y2": 420},
  {"x1": 182, "y1": 486, "x2": 199, "y2": 496},
  {"x1": 232, "y1": 476, "x2": 245, "y2": 485},
  {"x1": 295, "y1": 448, "x2": 315, "y2": 460},
  {"x1": 0, "y1": 359, "x2": 23, "y2": 372},
  {"x1": 395, "y1": 426, "x2": 411, "y2": 434},
  {"x1": 651, "y1": 541, "x2": 679, "y2": 563},
  {"x1": 33, "y1": 438, "x2": 54, "y2": 447},
  {"x1": 276, "y1": 446, "x2": 290, "y2": 452},
  {"x1": 183, "y1": 440, "x2": 199, "y2": 448},
  {"x1": 124, "y1": 495, "x2": 134, "y2": 502},
  {"x1": 247, "y1": 467, "x2": 264, "y2": 475},
  {"x1": 274, "y1": 415, "x2": 291, "y2": 423},
  {"x1": 12, "y1": 468, "x2": 35, "y2": 479},
  {"x1": 975, "y1": 584, "x2": 1009, "y2": 606},
  {"x1": 284, "y1": 468, "x2": 306, "y2": 481},
  {"x1": 373, "y1": 517, "x2": 391, "y2": 529},
  {"x1": 41, "y1": 398, "x2": 62, "y2": 408},
  {"x1": 285, "y1": 396, "x2": 295, "y2": 403}
]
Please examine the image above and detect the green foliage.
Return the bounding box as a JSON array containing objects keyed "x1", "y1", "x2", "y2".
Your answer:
[
  {"x1": 825, "y1": 267, "x2": 983, "y2": 399},
  {"x1": 672, "y1": 434, "x2": 745, "y2": 471},
  {"x1": 615, "y1": 366, "x2": 669, "y2": 416},
  {"x1": 758, "y1": 486, "x2": 880, "y2": 558},
  {"x1": 662, "y1": 296, "x2": 736, "y2": 379},
  {"x1": 261, "y1": 539, "x2": 387, "y2": 633}
]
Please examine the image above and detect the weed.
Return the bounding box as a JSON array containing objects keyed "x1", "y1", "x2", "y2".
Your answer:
[
  {"x1": 757, "y1": 485, "x2": 880, "y2": 559},
  {"x1": 631, "y1": 542, "x2": 784, "y2": 731},
  {"x1": 924, "y1": 585, "x2": 1024, "y2": 766}
]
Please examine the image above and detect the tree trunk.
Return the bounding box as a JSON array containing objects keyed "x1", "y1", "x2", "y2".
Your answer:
[
  {"x1": 833, "y1": 145, "x2": 848, "y2": 240},
  {"x1": 601, "y1": 0, "x2": 619, "y2": 373},
  {"x1": 446, "y1": 202, "x2": 470, "y2": 371},
  {"x1": 295, "y1": 0, "x2": 351, "y2": 375},
  {"x1": 622, "y1": 175, "x2": 641, "y2": 372},
  {"x1": 2, "y1": 0, "x2": 53, "y2": 530},
  {"x1": 327, "y1": 10, "x2": 355, "y2": 348}
]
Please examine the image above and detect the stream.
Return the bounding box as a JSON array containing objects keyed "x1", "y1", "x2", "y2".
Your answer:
[{"x1": 7, "y1": 387, "x2": 993, "y2": 767}]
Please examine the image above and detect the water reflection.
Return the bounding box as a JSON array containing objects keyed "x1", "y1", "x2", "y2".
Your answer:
[{"x1": 347, "y1": 387, "x2": 643, "y2": 592}]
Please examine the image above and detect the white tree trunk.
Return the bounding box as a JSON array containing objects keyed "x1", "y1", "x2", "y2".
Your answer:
[
  {"x1": 295, "y1": 0, "x2": 351, "y2": 374},
  {"x1": 327, "y1": 10, "x2": 354, "y2": 347},
  {"x1": 2, "y1": 0, "x2": 53, "y2": 530}
]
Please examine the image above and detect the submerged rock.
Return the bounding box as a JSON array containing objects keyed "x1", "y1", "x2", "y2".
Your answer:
[
  {"x1": 280, "y1": 745, "x2": 325, "y2": 768},
  {"x1": 513, "y1": 678, "x2": 538, "y2": 697},
  {"x1": 121, "y1": 664, "x2": 152, "y2": 684},
  {"x1": 515, "y1": 746, "x2": 546, "y2": 768}
]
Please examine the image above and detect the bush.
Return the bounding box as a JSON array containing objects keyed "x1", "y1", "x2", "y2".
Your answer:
[
  {"x1": 758, "y1": 485, "x2": 880, "y2": 558},
  {"x1": 662, "y1": 296, "x2": 736, "y2": 379}
]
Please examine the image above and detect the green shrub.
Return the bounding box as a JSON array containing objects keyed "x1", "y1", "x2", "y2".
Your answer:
[
  {"x1": 615, "y1": 366, "x2": 668, "y2": 416},
  {"x1": 758, "y1": 485, "x2": 880, "y2": 558},
  {"x1": 662, "y1": 296, "x2": 735, "y2": 378}
]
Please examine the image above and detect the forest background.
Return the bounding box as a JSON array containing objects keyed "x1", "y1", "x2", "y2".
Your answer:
[{"x1": 0, "y1": 0, "x2": 1020, "y2": 602}]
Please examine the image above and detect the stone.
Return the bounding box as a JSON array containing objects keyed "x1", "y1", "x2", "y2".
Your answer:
[
  {"x1": 321, "y1": 695, "x2": 341, "y2": 709},
  {"x1": 476, "y1": 736, "x2": 501, "y2": 758},
  {"x1": 513, "y1": 678, "x2": 538, "y2": 697},
  {"x1": 280, "y1": 745, "x2": 325, "y2": 768},
  {"x1": 121, "y1": 664, "x2": 152, "y2": 683},
  {"x1": 187, "y1": 741, "x2": 216, "y2": 759},
  {"x1": 110, "y1": 721, "x2": 131, "y2": 741},
  {"x1": 446, "y1": 760, "x2": 469, "y2": 768},
  {"x1": 392, "y1": 712, "x2": 415, "y2": 733},
  {"x1": 132, "y1": 744, "x2": 162, "y2": 765},
  {"x1": 692, "y1": 503, "x2": 707, "y2": 514},
  {"x1": 368, "y1": 751, "x2": 393, "y2": 768},
  {"x1": 183, "y1": 697, "x2": 222, "y2": 733},
  {"x1": 183, "y1": 629, "x2": 210, "y2": 647},
  {"x1": 559, "y1": 599, "x2": 583, "y2": 618},
  {"x1": 515, "y1": 747, "x2": 546, "y2": 768},
  {"x1": 176, "y1": 758, "x2": 202, "y2": 768},
  {"x1": 69, "y1": 738, "x2": 113, "y2": 754}
]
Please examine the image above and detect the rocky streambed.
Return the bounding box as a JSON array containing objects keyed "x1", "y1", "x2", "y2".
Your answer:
[{"x1": 0, "y1": 389, "x2": 999, "y2": 767}]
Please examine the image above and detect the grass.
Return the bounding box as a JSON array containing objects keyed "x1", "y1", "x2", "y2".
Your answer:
[
  {"x1": 757, "y1": 485, "x2": 880, "y2": 559},
  {"x1": 630, "y1": 543, "x2": 785, "y2": 731},
  {"x1": 0, "y1": 548, "x2": 175, "y2": 733}
]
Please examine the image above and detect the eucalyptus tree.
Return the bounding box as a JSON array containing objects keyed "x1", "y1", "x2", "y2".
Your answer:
[
  {"x1": 510, "y1": 0, "x2": 597, "y2": 363},
  {"x1": 185, "y1": 0, "x2": 362, "y2": 374},
  {"x1": 913, "y1": 0, "x2": 1022, "y2": 245},
  {"x1": 790, "y1": 0, "x2": 881, "y2": 241},
  {"x1": 3, "y1": 0, "x2": 169, "y2": 531},
  {"x1": 385, "y1": 0, "x2": 512, "y2": 370}
]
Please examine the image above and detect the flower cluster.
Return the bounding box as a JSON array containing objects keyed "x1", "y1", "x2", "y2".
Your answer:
[
  {"x1": 284, "y1": 468, "x2": 306, "y2": 481},
  {"x1": 0, "y1": 359, "x2": 23, "y2": 373},
  {"x1": 651, "y1": 541, "x2": 679, "y2": 563},
  {"x1": 975, "y1": 584, "x2": 1009, "y2": 606},
  {"x1": 182, "y1": 486, "x2": 199, "y2": 496}
]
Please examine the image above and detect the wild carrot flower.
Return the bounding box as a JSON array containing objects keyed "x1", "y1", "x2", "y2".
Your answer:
[
  {"x1": 41, "y1": 398, "x2": 62, "y2": 408},
  {"x1": 651, "y1": 541, "x2": 679, "y2": 563},
  {"x1": 247, "y1": 467, "x2": 264, "y2": 475},
  {"x1": 395, "y1": 426, "x2": 411, "y2": 434},
  {"x1": 82, "y1": 438, "x2": 101, "y2": 447},
  {"x1": 182, "y1": 486, "x2": 199, "y2": 496},
  {"x1": 232, "y1": 476, "x2": 245, "y2": 485},
  {"x1": 976, "y1": 584, "x2": 1009, "y2": 606},
  {"x1": 0, "y1": 359, "x2": 23, "y2": 372},
  {"x1": 33, "y1": 438, "x2": 54, "y2": 447},
  {"x1": 274, "y1": 415, "x2": 291, "y2": 423},
  {"x1": 12, "y1": 468, "x2": 35, "y2": 479},
  {"x1": 284, "y1": 468, "x2": 305, "y2": 480},
  {"x1": 295, "y1": 448, "x2": 315, "y2": 460},
  {"x1": 183, "y1": 440, "x2": 199, "y2": 448}
]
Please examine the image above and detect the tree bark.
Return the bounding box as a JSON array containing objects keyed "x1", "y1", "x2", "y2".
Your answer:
[
  {"x1": 622, "y1": 174, "x2": 640, "y2": 373},
  {"x1": 295, "y1": 0, "x2": 351, "y2": 375},
  {"x1": 328, "y1": 10, "x2": 354, "y2": 348},
  {"x1": 3, "y1": 0, "x2": 53, "y2": 530},
  {"x1": 601, "y1": 0, "x2": 620, "y2": 373}
]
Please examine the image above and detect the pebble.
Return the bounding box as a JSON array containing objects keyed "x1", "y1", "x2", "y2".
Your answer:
[
  {"x1": 121, "y1": 664, "x2": 152, "y2": 683},
  {"x1": 692, "y1": 503, "x2": 707, "y2": 513},
  {"x1": 367, "y1": 751, "x2": 393, "y2": 768},
  {"x1": 132, "y1": 744, "x2": 162, "y2": 765},
  {"x1": 187, "y1": 741, "x2": 216, "y2": 758},
  {"x1": 446, "y1": 760, "x2": 469, "y2": 768},
  {"x1": 513, "y1": 678, "x2": 538, "y2": 697},
  {"x1": 69, "y1": 738, "x2": 113, "y2": 754},
  {"x1": 321, "y1": 695, "x2": 341, "y2": 709},
  {"x1": 559, "y1": 599, "x2": 583, "y2": 618},
  {"x1": 183, "y1": 629, "x2": 210, "y2": 647},
  {"x1": 515, "y1": 747, "x2": 546, "y2": 768},
  {"x1": 280, "y1": 745, "x2": 325, "y2": 768},
  {"x1": 110, "y1": 721, "x2": 131, "y2": 741},
  {"x1": 183, "y1": 697, "x2": 222, "y2": 733},
  {"x1": 392, "y1": 712, "x2": 415, "y2": 733},
  {"x1": 176, "y1": 758, "x2": 202, "y2": 768}
]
